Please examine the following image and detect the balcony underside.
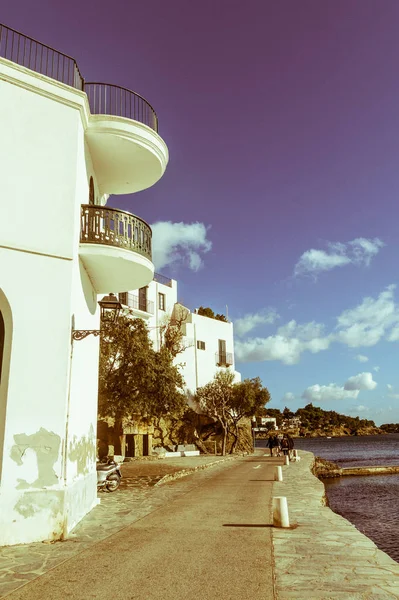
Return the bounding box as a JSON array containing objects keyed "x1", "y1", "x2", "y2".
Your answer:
[
  {"x1": 79, "y1": 244, "x2": 154, "y2": 294},
  {"x1": 86, "y1": 115, "x2": 168, "y2": 195}
]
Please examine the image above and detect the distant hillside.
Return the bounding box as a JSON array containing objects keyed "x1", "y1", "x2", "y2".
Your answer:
[{"x1": 259, "y1": 403, "x2": 385, "y2": 437}]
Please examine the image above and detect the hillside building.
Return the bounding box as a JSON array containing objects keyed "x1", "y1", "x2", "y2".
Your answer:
[{"x1": 0, "y1": 23, "x2": 168, "y2": 545}]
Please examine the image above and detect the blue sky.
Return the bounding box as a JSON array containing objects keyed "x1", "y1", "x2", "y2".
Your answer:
[{"x1": 3, "y1": 0, "x2": 399, "y2": 424}]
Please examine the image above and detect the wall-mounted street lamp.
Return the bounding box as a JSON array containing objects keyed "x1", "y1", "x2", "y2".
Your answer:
[{"x1": 71, "y1": 293, "x2": 122, "y2": 341}]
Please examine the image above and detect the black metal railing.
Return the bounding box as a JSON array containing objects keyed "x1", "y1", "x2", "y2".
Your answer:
[
  {"x1": 153, "y1": 272, "x2": 173, "y2": 287},
  {"x1": 0, "y1": 23, "x2": 84, "y2": 89},
  {"x1": 215, "y1": 352, "x2": 233, "y2": 367},
  {"x1": 80, "y1": 205, "x2": 152, "y2": 260},
  {"x1": 118, "y1": 292, "x2": 154, "y2": 314},
  {"x1": 85, "y1": 83, "x2": 158, "y2": 132}
]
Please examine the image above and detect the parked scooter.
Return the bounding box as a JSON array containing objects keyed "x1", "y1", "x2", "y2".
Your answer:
[{"x1": 96, "y1": 457, "x2": 122, "y2": 492}]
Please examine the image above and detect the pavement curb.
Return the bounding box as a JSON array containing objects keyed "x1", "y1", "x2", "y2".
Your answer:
[{"x1": 154, "y1": 454, "x2": 242, "y2": 486}]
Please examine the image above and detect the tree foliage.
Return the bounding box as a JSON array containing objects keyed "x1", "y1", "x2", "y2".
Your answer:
[
  {"x1": 197, "y1": 306, "x2": 228, "y2": 322},
  {"x1": 160, "y1": 304, "x2": 190, "y2": 357},
  {"x1": 195, "y1": 372, "x2": 271, "y2": 455},
  {"x1": 195, "y1": 370, "x2": 235, "y2": 455},
  {"x1": 228, "y1": 377, "x2": 271, "y2": 452},
  {"x1": 98, "y1": 315, "x2": 186, "y2": 421}
]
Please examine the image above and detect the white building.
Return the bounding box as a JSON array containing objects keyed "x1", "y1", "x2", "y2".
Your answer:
[
  {"x1": 0, "y1": 23, "x2": 168, "y2": 545},
  {"x1": 117, "y1": 274, "x2": 241, "y2": 395}
]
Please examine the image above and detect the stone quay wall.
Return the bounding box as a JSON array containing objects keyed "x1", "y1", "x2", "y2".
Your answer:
[{"x1": 272, "y1": 450, "x2": 399, "y2": 600}]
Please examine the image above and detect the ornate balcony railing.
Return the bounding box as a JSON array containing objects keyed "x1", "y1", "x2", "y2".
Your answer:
[
  {"x1": 0, "y1": 23, "x2": 84, "y2": 89},
  {"x1": 118, "y1": 292, "x2": 154, "y2": 315},
  {"x1": 215, "y1": 352, "x2": 233, "y2": 367},
  {"x1": 85, "y1": 83, "x2": 158, "y2": 132},
  {"x1": 153, "y1": 272, "x2": 173, "y2": 287},
  {"x1": 80, "y1": 205, "x2": 152, "y2": 260}
]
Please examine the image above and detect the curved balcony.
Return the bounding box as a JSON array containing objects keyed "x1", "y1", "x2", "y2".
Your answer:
[
  {"x1": 79, "y1": 205, "x2": 154, "y2": 294},
  {"x1": 85, "y1": 83, "x2": 168, "y2": 195}
]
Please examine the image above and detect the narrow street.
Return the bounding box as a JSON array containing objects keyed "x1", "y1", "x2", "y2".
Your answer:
[{"x1": 6, "y1": 453, "x2": 281, "y2": 600}]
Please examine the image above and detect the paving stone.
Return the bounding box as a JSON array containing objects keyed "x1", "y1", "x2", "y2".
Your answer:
[{"x1": 272, "y1": 451, "x2": 399, "y2": 600}]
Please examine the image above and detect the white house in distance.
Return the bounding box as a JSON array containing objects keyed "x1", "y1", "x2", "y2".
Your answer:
[
  {"x1": 0, "y1": 22, "x2": 168, "y2": 545},
  {"x1": 117, "y1": 273, "x2": 241, "y2": 396}
]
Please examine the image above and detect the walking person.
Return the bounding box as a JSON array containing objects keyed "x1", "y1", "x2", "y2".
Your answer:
[
  {"x1": 281, "y1": 434, "x2": 289, "y2": 457},
  {"x1": 286, "y1": 433, "x2": 295, "y2": 460},
  {"x1": 266, "y1": 433, "x2": 275, "y2": 457}
]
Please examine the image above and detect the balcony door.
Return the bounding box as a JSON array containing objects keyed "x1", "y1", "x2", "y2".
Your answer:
[
  {"x1": 138, "y1": 287, "x2": 147, "y2": 312},
  {"x1": 218, "y1": 339, "x2": 226, "y2": 365}
]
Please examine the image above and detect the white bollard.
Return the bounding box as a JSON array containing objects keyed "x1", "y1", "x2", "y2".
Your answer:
[
  {"x1": 274, "y1": 466, "x2": 283, "y2": 481},
  {"x1": 272, "y1": 496, "x2": 290, "y2": 528},
  {"x1": 284, "y1": 455, "x2": 290, "y2": 466}
]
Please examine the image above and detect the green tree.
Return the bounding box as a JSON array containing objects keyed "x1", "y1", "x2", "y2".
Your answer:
[
  {"x1": 98, "y1": 315, "x2": 187, "y2": 444},
  {"x1": 195, "y1": 370, "x2": 235, "y2": 455},
  {"x1": 228, "y1": 377, "x2": 271, "y2": 452},
  {"x1": 197, "y1": 306, "x2": 228, "y2": 322}
]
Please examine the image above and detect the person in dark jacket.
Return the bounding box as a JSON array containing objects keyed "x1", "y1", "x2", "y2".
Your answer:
[
  {"x1": 286, "y1": 434, "x2": 295, "y2": 459},
  {"x1": 266, "y1": 434, "x2": 277, "y2": 457},
  {"x1": 281, "y1": 434, "x2": 290, "y2": 456}
]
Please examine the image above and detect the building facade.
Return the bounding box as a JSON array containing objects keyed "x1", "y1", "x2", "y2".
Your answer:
[
  {"x1": 0, "y1": 23, "x2": 168, "y2": 545},
  {"x1": 111, "y1": 276, "x2": 241, "y2": 458},
  {"x1": 117, "y1": 275, "x2": 241, "y2": 397}
]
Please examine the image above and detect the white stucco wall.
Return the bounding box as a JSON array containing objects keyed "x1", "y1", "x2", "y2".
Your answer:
[
  {"x1": 0, "y1": 58, "x2": 100, "y2": 545},
  {"x1": 180, "y1": 312, "x2": 241, "y2": 394}
]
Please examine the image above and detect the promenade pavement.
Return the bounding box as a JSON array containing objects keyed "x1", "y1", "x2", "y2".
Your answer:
[
  {"x1": 273, "y1": 451, "x2": 399, "y2": 600},
  {"x1": 0, "y1": 452, "x2": 279, "y2": 599}
]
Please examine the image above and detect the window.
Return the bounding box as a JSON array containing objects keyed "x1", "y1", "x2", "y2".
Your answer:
[
  {"x1": 158, "y1": 293, "x2": 165, "y2": 311},
  {"x1": 197, "y1": 340, "x2": 206, "y2": 350}
]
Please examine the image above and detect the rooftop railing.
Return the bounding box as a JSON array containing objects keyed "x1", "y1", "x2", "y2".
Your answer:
[
  {"x1": 85, "y1": 83, "x2": 158, "y2": 132},
  {"x1": 0, "y1": 23, "x2": 84, "y2": 89},
  {"x1": 0, "y1": 24, "x2": 159, "y2": 131},
  {"x1": 153, "y1": 272, "x2": 173, "y2": 287},
  {"x1": 80, "y1": 204, "x2": 152, "y2": 260}
]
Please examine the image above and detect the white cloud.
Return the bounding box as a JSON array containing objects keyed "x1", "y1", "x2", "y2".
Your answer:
[
  {"x1": 294, "y1": 237, "x2": 384, "y2": 277},
  {"x1": 294, "y1": 249, "x2": 350, "y2": 277},
  {"x1": 334, "y1": 285, "x2": 399, "y2": 348},
  {"x1": 277, "y1": 320, "x2": 325, "y2": 341},
  {"x1": 349, "y1": 238, "x2": 385, "y2": 266},
  {"x1": 282, "y1": 392, "x2": 295, "y2": 403},
  {"x1": 355, "y1": 354, "x2": 369, "y2": 363},
  {"x1": 353, "y1": 405, "x2": 370, "y2": 412},
  {"x1": 344, "y1": 372, "x2": 377, "y2": 391},
  {"x1": 151, "y1": 221, "x2": 212, "y2": 272},
  {"x1": 235, "y1": 336, "x2": 303, "y2": 365},
  {"x1": 302, "y1": 383, "x2": 359, "y2": 403},
  {"x1": 235, "y1": 285, "x2": 399, "y2": 366},
  {"x1": 234, "y1": 309, "x2": 280, "y2": 337},
  {"x1": 235, "y1": 324, "x2": 332, "y2": 364},
  {"x1": 387, "y1": 384, "x2": 399, "y2": 400}
]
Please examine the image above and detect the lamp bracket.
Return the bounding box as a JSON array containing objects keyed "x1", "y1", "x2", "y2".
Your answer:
[{"x1": 71, "y1": 330, "x2": 101, "y2": 341}]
